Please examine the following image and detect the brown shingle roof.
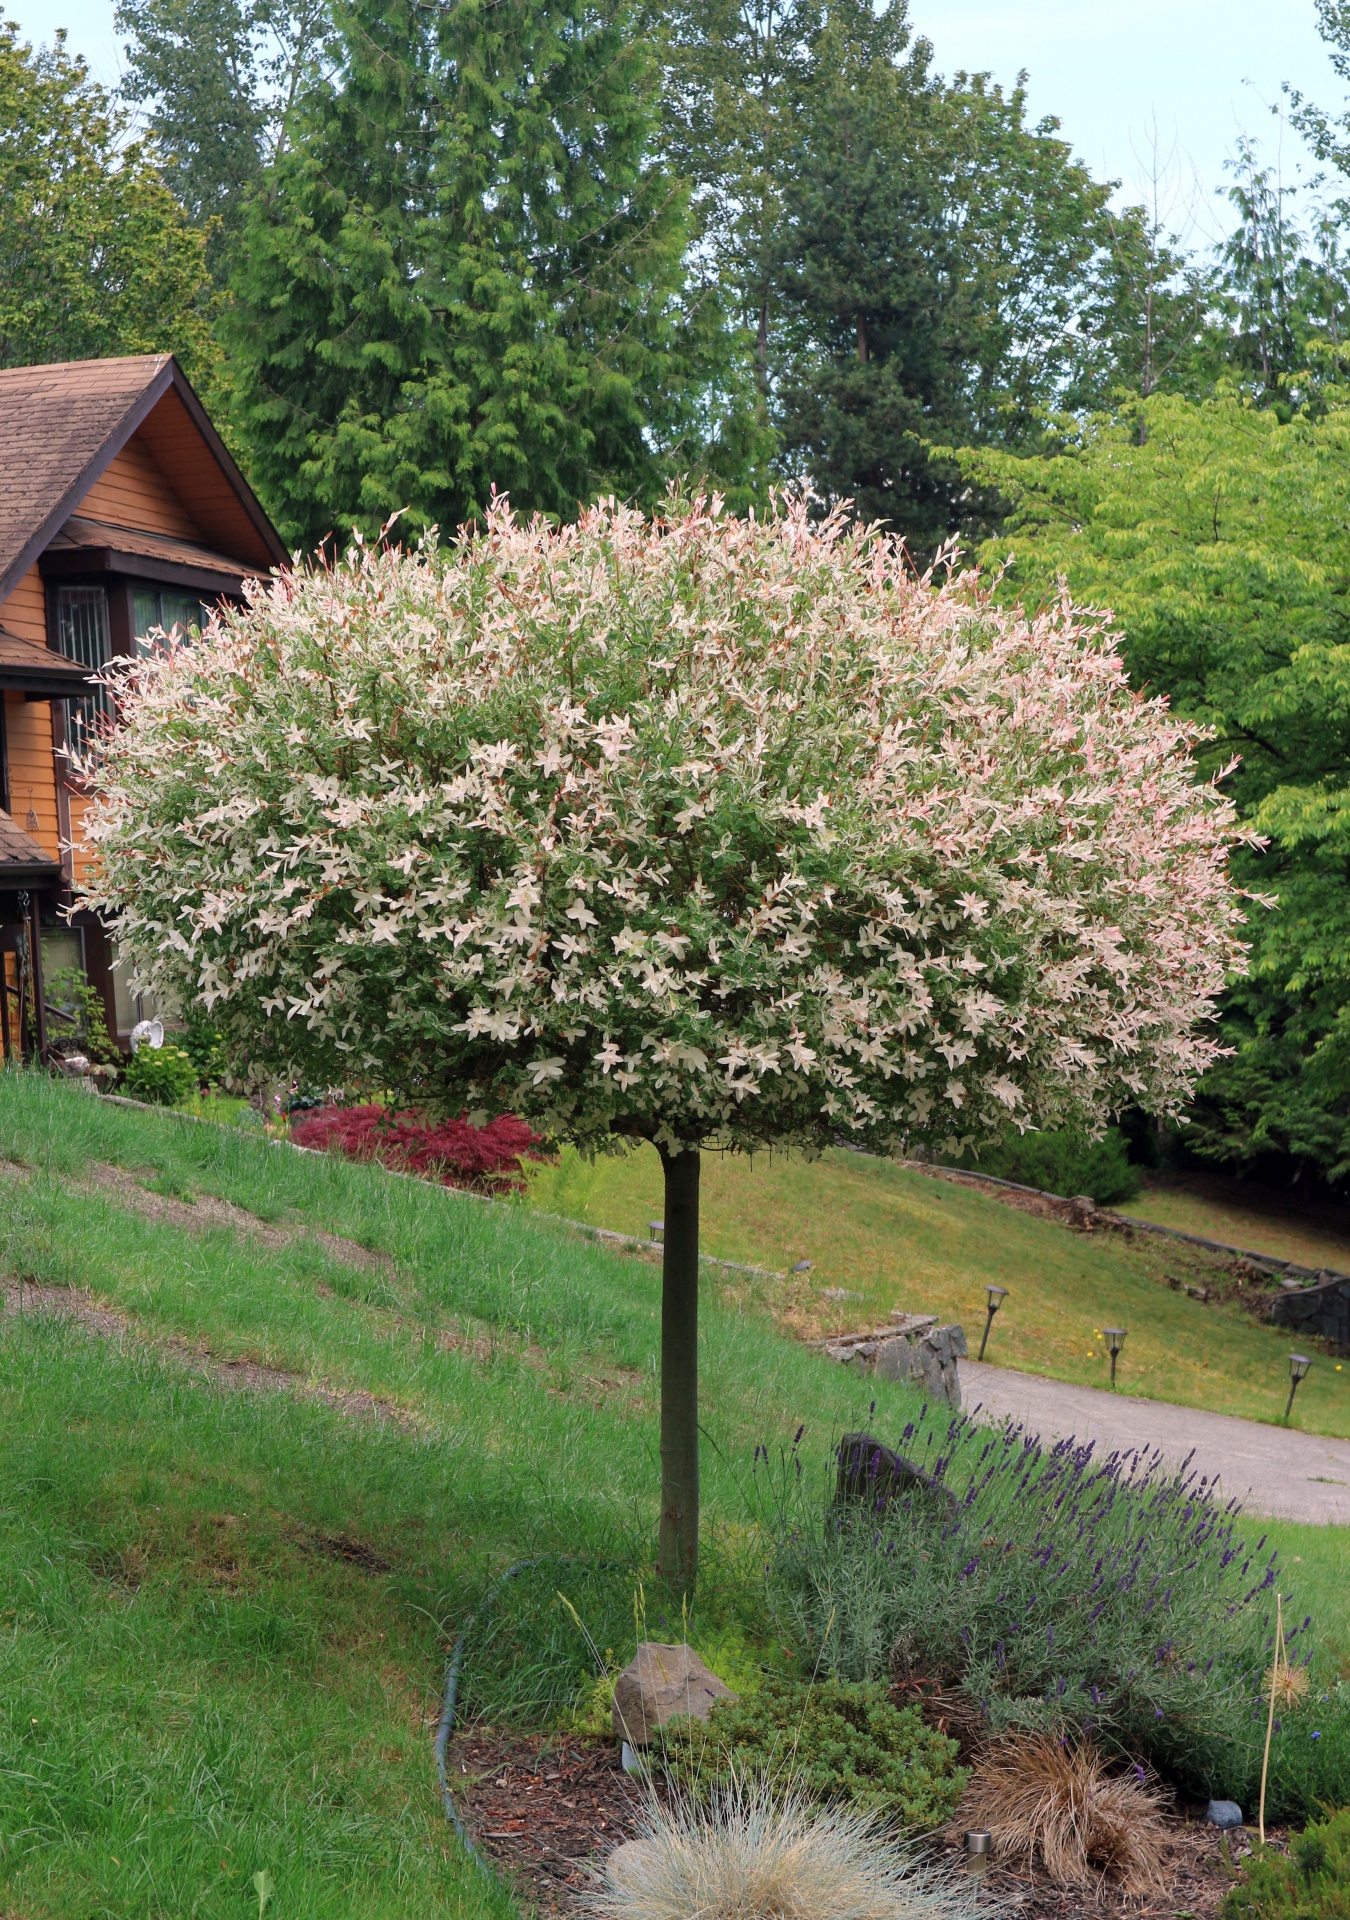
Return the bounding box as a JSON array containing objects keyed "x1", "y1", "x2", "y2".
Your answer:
[
  {"x1": 0, "y1": 626, "x2": 93, "y2": 696},
  {"x1": 0, "y1": 808, "x2": 61, "y2": 879},
  {"x1": 0, "y1": 357, "x2": 172, "y2": 591},
  {"x1": 0, "y1": 356, "x2": 286, "y2": 603},
  {"x1": 46, "y1": 514, "x2": 255, "y2": 583}
]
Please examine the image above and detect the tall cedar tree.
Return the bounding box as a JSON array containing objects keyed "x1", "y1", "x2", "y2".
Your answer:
[
  {"x1": 653, "y1": 0, "x2": 1113, "y2": 551},
  {"x1": 0, "y1": 18, "x2": 214, "y2": 376},
  {"x1": 226, "y1": 0, "x2": 703, "y2": 546},
  {"x1": 115, "y1": 0, "x2": 329, "y2": 283}
]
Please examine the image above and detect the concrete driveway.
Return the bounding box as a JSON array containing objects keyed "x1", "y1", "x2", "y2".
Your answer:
[{"x1": 960, "y1": 1359, "x2": 1350, "y2": 1525}]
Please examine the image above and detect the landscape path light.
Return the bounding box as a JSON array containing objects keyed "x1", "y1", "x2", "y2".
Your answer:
[
  {"x1": 1285, "y1": 1353, "x2": 1313, "y2": 1424},
  {"x1": 648, "y1": 1221, "x2": 665, "y2": 1245},
  {"x1": 978, "y1": 1286, "x2": 1008, "y2": 1361},
  {"x1": 963, "y1": 1831, "x2": 992, "y2": 1878},
  {"x1": 1103, "y1": 1327, "x2": 1127, "y2": 1390}
]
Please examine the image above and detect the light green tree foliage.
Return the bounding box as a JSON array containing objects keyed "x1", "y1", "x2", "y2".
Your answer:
[
  {"x1": 958, "y1": 391, "x2": 1350, "y2": 1181},
  {"x1": 115, "y1": 0, "x2": 329, "y2": 283},
  {"x1": 0, "y1": 15, "x2": 215, "y2": 376},
  {"x1": 225, "y1": 0, "x2": 756, "y2": 547}
]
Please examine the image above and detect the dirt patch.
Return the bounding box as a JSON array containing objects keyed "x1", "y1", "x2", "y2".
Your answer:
[
  {"x1": 450, "y1": 1731, "x2": 658, "y2": 1915},
  {"x1": 1, "y1": 1279, "x2": 415, "y2": 1429},
  {"x1": 946, "y1": 1818, "x2": 1282, "y2": 1918},
  {"x1": 449, "y1": 1730, "x2": 1275, "y2": 1919},
  {"x1": 85, "y1": 1161, "x2": 393, "y2": 1276}
]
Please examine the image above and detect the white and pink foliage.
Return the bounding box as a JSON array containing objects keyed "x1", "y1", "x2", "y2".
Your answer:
[{"x1": 77, "y1": 492, "x2": 1249, "y2": 1155}]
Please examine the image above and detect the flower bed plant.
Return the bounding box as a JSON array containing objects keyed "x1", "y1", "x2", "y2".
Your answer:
[
  {"x1": 759, "y1": 1422, "x2": 1344, "y2": 1816},
  {"x1": 121, "y1": 1042, "x2": 198, "y2": 1107},
  {"x1": 289, "y1": 1103, "x2": 544, "y2": 1193},
  {"x1": 660, "y1": 1676, "x2": 965, "y2": 1831},
  {"x1": 1221, "y1": 1805, "x2": 1350, "y2": 1917}
]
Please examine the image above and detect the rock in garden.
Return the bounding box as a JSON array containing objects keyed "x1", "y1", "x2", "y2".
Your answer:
[
  {"x1": 611, "y1": 1642, "x2": 736, "y2": 1747},
  {"x1": 1206, "y1": 1800, "x2": 1243, "y2": 1830}
]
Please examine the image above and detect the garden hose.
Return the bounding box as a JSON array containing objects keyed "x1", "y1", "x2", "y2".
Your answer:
[{"x1": 434, "y1": 1556, "x2": 619, "y2": 1874}]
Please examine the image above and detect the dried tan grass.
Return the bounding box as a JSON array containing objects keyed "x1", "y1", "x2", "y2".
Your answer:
[
  {"x1": 592, "y1": 1782, "x2": 980, "y2": 1920},
  {"x1": 958, "y1": 1731, "x2": 1167, "y2": 1892}
]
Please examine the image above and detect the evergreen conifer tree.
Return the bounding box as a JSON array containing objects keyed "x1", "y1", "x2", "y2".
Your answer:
[{"x1": 226, "y1": 0, "x2": 716, "y2": 544}]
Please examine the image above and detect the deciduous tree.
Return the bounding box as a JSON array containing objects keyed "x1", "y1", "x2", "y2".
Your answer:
[
  {"x1": 79, "y1": 493, "x2": 1245, "y2": 1586},
  {"x1": 0, "y1": 18, "x2": 214, "y2": 376},
  {"x1": 958, "y1": 391, "x2": 1350, "y2": 1183}
]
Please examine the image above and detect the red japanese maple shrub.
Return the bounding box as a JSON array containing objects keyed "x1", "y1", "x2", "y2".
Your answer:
[{"x1": 290, "y1": 1105, "x2": 545, "y2": 1193}]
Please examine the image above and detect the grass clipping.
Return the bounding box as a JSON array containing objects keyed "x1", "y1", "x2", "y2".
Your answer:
[
  {"x1": 958, "y1": 1732, "x2": 1167, "y2": 1891},
  {"x1": 592, "y1": 1782, "x2": 981, "y2": 1920}
]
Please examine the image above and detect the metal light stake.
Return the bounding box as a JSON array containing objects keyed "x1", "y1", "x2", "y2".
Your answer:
[
  {"x1": 1103, "y1": 1327, "x2": 1127, "y2": 1390},
  {"x1": 1285, "y1": 1353, "x2": 1313, "y2": 1423},
  {"x1": 978, "y1": 1286, "x2": 1008, "y2": 1361},
  {"x1": 963, "y1": 1831, "x2": 992, "y2": 1878}
]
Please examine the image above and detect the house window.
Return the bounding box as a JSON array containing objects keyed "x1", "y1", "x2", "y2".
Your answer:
[
  {"x1": 133, "y1": 587, "x2": 207, "y2": 655},
  {"x1": 58, "y1": 584, "x2": 112, "y2": 752}
]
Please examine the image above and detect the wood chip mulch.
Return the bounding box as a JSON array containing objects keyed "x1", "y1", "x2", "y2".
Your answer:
[
  {"x1": 449, "y1": 1731, "x2": 663, "y2": 1914},
  {"x1": 449, "y1": 1730, "x2": 1284, "y2": 1919}
]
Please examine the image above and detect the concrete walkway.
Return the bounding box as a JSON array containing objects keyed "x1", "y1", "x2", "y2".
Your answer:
[{"x1": 960, "y1": 1360, "x2": 1350, "y2": 1526}]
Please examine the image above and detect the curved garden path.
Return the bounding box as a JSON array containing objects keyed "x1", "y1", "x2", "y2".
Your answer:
[{"x1": 961, "y1": 1359, "x2": 1350, "y2": 1524}]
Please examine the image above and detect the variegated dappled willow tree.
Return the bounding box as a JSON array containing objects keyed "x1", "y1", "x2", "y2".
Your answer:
[{"x1": 79, "y1": 493, "x2": 1249, "y2": 1589}]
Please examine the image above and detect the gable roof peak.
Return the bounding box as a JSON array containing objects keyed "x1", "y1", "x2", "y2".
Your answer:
[{"x1": 0, "y1": 354, "x2": 284, "y2": 604}]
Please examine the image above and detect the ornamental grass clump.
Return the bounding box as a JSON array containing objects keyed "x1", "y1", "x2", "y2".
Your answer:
[
  {"x1": 759, "y1": 1421, "x2": 1309, "y2": 1802},
  {"x1": 592, "y1": 1782, "x2": 980, "y2": 1920},
  {"x1": 958, "y1": 1731, "x2": 1167, "y2": 1890},
  {"x1": 78, "y1": 489, "x2": 1247, "y2": 1589}
]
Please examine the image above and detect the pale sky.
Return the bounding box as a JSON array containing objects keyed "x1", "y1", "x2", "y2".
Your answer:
[{"x1": 9, "y1": 0, "x2": 1343, "y2": 235}]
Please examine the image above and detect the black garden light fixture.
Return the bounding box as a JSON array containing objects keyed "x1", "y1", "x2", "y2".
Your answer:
[
  {"x1": 978, "y1": 1286, "x2": 1008, "y2": 1361},
  {"x1": 1285, "y1": 1353, "x2": 1314, "y2": 1424},
  {"x1": 648, "y1": 1221, "x2": 665, "y2": 1244},
  {"x1": 1103, "y1": 1327, "x2": 1127, "y2": 1390}
]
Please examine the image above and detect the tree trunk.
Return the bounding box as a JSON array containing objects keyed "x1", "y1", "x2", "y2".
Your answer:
[{"x1": 656, "y1": 1144, "x2": 700, "y2": 1593}]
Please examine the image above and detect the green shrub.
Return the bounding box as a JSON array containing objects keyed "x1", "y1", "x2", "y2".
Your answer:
[
  {"x1": 950, "y1": 1125, "x2": 1140, "y2": 1204},
  {"x1": 757, "y1": 1428, "x2": 1334, "y2": 1813},
  {"x1": 179, "y1": 1007, "x2": 227, "y2": 1085},
  {"x1": 661, "y1": 1676, "x2": 966, "y2": 1832},
  {"x1": 1221, "y1": 1804, "x2": 1350, "y2": 1917},
  {"x1": 122, "y1": 1043, "x2": 198, "y2": 1107},
  {"x1": 43, "y1": 968, "x2": 119, "y2": 1065}
]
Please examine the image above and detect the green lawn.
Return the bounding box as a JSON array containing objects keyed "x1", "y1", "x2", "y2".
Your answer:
[
  {"x1": 526, "y1": 1143, "x2": 1350, "y2": 1437},
  {"x1": 0, "y1": 1075, "x2": 1346, "y2": 1917},
  {"x1": 1122, "y1": 1181, "x2": 1350, "y2": 1273},
  {"x1": 0, "y1": 1073, "x2": 935, "y2": 1918}
]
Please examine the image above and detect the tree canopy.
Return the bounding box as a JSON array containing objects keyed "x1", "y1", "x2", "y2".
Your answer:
[
  {"x1": 0, "y1": 17, "x2": 214, "y2": 377},
  {"x1": 221, "y1": 0, "x2": 752, "y2": 547},
  {"x1": 957, "y1": 391, "x2": 1350, "y2": 1183}
]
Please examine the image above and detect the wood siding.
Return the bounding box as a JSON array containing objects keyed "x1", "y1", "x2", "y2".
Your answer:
[
  {"x1": 80, "y1": 432, "x2": 205, "y2": 541},
  {"x1": 67, "y1": 789, "x2": 93, "y2": 886},
  {"x1": 2, "y1": 693, "x2": 59, "y2": 857},
  {"x1": 1, "y1": 563, "x2": 48, "y2": 644}
]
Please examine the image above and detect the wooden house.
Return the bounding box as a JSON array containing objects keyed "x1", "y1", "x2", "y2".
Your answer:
[{"x1": 0, "y1": 355, "x2": 286, "y2": 1060}]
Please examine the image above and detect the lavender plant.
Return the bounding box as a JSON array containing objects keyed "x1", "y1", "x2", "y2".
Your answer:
[{"x1": 758, "y1": 1418, "x2": 1312, "y2": 1800}]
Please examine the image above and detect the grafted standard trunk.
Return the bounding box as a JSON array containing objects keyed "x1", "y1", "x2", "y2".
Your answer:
[{"x1": 656, "y1": 1144, "x2": 700, "y2": 1593}]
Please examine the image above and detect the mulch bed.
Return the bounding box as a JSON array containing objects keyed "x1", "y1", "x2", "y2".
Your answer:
[{"x1": 449, "y1": 1729, "x2": 1282, "y2": 1918}]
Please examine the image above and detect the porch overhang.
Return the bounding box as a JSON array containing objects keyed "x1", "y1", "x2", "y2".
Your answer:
[
  {"x1": 0, "y1": 626, "x2": 94, "y2": 699},
  {"x1": 0, "y1": 810, "x2": 63, "y2": 885}
]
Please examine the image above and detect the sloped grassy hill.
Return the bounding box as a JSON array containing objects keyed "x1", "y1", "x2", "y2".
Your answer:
[
  {"x1": 0, "y1": 1073, "x2": 930, "y2": 1919},
  {"x1": 0, "y1": 1075, "x2": 1344, "y2": 1918},
  {"x1": 528, "y1": 1144, "x2": 1350, "y2": 1436}
]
